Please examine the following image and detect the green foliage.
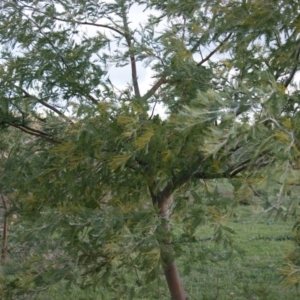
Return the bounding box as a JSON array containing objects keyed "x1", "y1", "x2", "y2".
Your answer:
[{"x1": 1, "y1": 0, "x2": 300, "y2": 298}]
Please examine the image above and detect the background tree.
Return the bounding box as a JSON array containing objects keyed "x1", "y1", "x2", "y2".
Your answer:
[{"x1": 1, "y1": 0, "x2": 300, "y2": 299}]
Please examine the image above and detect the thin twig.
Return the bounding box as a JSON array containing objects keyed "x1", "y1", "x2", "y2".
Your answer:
[
  {"x1": 148, "y1": 100, "x2": 158, "y2": 119},
  {"x1": 19, "y1": 124, "x2": 52, "y2": 137},
  {"x1": 6, "y1": 122, "x2": 60, "y2": 143},
  {"x1": 53, "y1": 17, "x2": 124, "y2": 36},
  {"x1": 248, "y1": 184, "x2": 262, "y2": 198},
  {"x1": 229, "y1": 158, "x2": 252, "y2": 177},
  {"x1": 284, "y1": 43, "x2": 300, "y2": 88},
  {"x1": 38, "y1": 100, "x2": 69, "y2": 119},
  {"x1": 197, "y1": 33, "x2": 233, "y2": 66},
  {"x1": 130, "y1": 257, "x2": 141, "y2": 285},
  {"x1": 20, "y1": 88, "x2": 69, "y2": 120}
]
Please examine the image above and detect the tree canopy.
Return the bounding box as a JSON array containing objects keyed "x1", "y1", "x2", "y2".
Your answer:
[{"x1": 1, "y1": 0, "x2": 300, "y2": 299}]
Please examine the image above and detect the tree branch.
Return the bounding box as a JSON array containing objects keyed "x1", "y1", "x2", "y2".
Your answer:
[
  {"x1": 197, "y1": 33, "x2": 233, "y2": 66},
  {"x1": 157, "y1": 170, "x2": 195, "y2": 203},
  {"x1": 228, "y1": 158, "x2": 252, "y2": 177},
  {"x1": 284, "y1": 43, "x2": 300, "y2": 88},
  {"x1": 142, "y1": 77, "x2": 168, "y2": 101},
  {"x1": 148, "y1": 100, "x2": 158, "y2": 119},
  {"x1": 18, "y1": 124, "x2": 52, "y2": 137},
  {"x1": 53, "y1": 17, "x2": 124, "y2": 36},
  {"x1": 6, "y1": 122, "x2": 60, "y2": 144},
  {"x1": 38, "y1": 100, "x2": 69, "y2": 119},
  {"x1": 0, "y1": 195, "x2": 10, "y2": 265},
  {"x1": 228, "y1": 156, "x2": 271, "y2": 177},
  {"x1": 20, "y1": 88, "x2": 69, "y2": 120},
  {"x1": 120, "y1": 3, "x2": 140, "y2": 98}
]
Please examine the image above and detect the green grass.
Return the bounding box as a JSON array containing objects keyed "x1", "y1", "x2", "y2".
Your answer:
[
  {"x1": 180, "y1": 205, "x2": 299, "y2": 300},
  {"x1": 3, "y1": 205, "x2": 300, "y2": 299}
]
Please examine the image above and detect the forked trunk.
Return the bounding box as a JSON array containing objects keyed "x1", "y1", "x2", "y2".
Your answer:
[{"x1": 157, "y1": 196, "x2": 187, "y2": 300}]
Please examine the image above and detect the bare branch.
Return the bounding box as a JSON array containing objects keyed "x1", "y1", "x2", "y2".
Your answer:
[
  {"x1": 85, "y1": 94, "x2": 99, "y2": 105},
  {"x1": 248, "y1": 184, "x2": 263, "y2": 198},
  {"x1": 20, "y1": 88, "x2": 69, "y2": 120},
  {"x1": 6, "y1": 122, "x2": 60, "y2": 144},
  {"x1": 53, "y1": 17, "x2": 124, "y2": 36},
  {"x1": 228, "y1": 158, "x2": 252, "y2": 177},
  {"x1": 38, "y1": 100, "x2": 69, "y2": 120},
  {"x1": 120, "y1": 4, "x2": 140, "y2": 98},
  {"x1": 148, "y1": 100, "x2": 158, "y2": 119},
  {"x1": 228, "y1": 156, "x2": 271, "y2": 177},
  {"x1": 142, "y1": 77, "x2": 168, "y2": 101},
  {"x1": 19, "y1": 124, "x2": 52, "y2": 137},
  {"x1": 274, "y1": 31, "x2": 282, "y2": 47},
  {"x1": 197, "y1": 33, "x2": 233, "y2": 66},
  {"x1": 284, "y1": 43, "x2": 300, "y2": 88}
]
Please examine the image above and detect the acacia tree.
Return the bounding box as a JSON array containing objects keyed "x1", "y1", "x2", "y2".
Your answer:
[{"x1": 1, "y1": 0, "x2": 300, "y2": 299}]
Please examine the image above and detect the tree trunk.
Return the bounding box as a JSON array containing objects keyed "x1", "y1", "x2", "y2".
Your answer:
[
  {"x1": 164, "y1": 261, "x2": 187, "y2": 300},
  {"x1": 1, "y1": 195, "x2": 11, "y2": 265},
  {"x1": 157, "y1": 196, "x2": 187, "y2": 300}
]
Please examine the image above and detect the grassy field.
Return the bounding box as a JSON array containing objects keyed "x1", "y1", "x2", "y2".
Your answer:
[
  {"x1": 179, "y1": 205, "x2": 299, "y2": 300},
  {"x1": 36, "y1": 205, "x2": 299, "y2": 300}
]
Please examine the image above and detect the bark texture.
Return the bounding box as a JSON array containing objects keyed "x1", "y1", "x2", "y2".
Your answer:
[
  {"x1": 164, "y1": 261, "x2": 187, "y2": 300},
  {"x1": 156, "y1": 194, "x2": 188, "y2": 300}
]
